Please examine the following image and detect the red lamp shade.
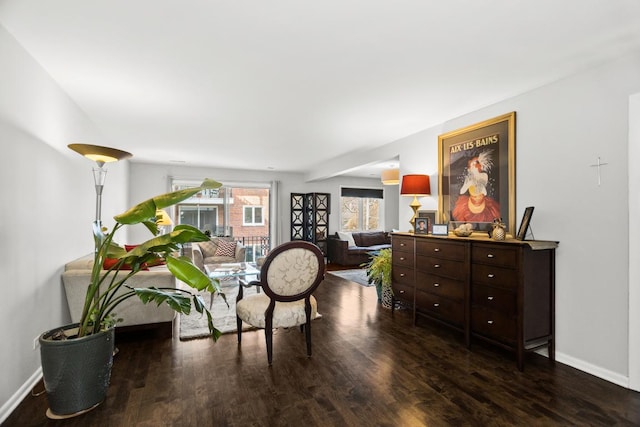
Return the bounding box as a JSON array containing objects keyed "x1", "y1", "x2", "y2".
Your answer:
[{"x1": 400, "y1": 174, "x2": 431, "y2": 196}]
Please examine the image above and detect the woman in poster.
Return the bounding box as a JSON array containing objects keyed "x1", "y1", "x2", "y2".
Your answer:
[{"x1": 452, "y1": 150, "x2": 501, "y2": 222}]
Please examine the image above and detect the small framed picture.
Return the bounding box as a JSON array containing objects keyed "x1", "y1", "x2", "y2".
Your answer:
[
  {"x1": 432, "y1": 224, "x2": 449, "y2": 236},
  {"x1": 415, "y1": 218, "x2": 429, "y2": 234},
  {"x1": 516, "y1": 206, "x2": 535, "y2": 240},
  {"x1": 417, "y1": 210, "x2": 437, "y2": 233}
]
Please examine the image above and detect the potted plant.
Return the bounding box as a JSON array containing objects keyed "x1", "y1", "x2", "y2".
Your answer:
[
  {"x1": 363, "y1": 248, "x2": 393, "y2": 308},
  {"x1": 39, "y1": 178, "x2": 223, "y2": 419}
]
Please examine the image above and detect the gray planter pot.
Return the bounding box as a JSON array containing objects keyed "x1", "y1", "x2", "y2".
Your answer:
[{"x1": 39, "y1": 324, "x2": 115, "y2": 418}]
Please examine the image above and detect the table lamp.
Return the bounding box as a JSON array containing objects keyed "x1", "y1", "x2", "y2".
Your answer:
[
  {"x1": 400, "y1": 174, "x2": 431, "y2": 231},
  {"x1": 155, "y1": 209, "x2": 173, "y2": 234}
]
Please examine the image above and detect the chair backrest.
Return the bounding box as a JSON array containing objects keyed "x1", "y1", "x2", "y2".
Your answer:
[{"x1": 259, "y1": 241, "x2": 325, "y2": 302}]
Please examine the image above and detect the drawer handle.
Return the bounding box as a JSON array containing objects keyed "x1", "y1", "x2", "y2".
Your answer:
[
  {"x1": 433, "y1": 283, "x2": 440, "y2": 287},
  {"x1": 487, "y1": 274, "x2": 495, "y2": 278},
  {"x1": 487, "y1": 296, "x2": 494, "y2": 301},
  {"x1": 433, "y1": 303, "x2": 440, "y2": 307},
  {"x1": 401, "y1": 243, "x2": 406, "y2": 246},
  {"x1": 434, "y1": 264, "x2": 441, "y2": 268},
  {"x1": 434, "y1": 248, "x2": 440, "y2": 252},
  {"x1": 400, "y1": 257, "x2": 405, "y2": 261},
  {"x1": 399, "y1": 290, "x2": 405, "y2": 294},
  {"x1": 487, "y1": 254, "x2": 495, "y2": 258},
  {"x1": 400, "y1": 273, "x2": 405, "y2": 277},
  {"x1": 487, "y1": 320, "x2": 494, "y2": 325}
]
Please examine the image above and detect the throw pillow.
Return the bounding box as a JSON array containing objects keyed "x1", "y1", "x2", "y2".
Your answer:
[
  {"x1": 337, "y1": 231, "x2": 357, "y2": 247},
  {"x1": 214, "y1": 239, "x2": 237, "y2": 257},
  {"x1": 102, "y1": 257, "x2": 148, "y2": 271}
]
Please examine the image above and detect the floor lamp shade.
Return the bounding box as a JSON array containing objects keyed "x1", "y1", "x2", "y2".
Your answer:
[
  {"x1": 400, "y1": 174, "x2": 431, "y2": 231},
  {"x1": 68, "y1": 143, "x2": 132, "y2": 223}
]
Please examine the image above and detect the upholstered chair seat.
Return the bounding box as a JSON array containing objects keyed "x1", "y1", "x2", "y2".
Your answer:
[{"x1": 236, "y1": 294, "x2": 318, "y2": 329}]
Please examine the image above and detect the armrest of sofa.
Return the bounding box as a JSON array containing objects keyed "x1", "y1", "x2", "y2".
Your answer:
[
  {"x1": 327, "y1": 237, "x2": 348, "y2": 264},
  {"x1": 192, "y1": 243, "x2": 204, "y2": 271},
  {"x1": 235, "y1": 244, "x2": 246, "y2": 262}
]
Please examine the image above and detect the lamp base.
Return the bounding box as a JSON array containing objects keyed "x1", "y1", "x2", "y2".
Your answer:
[{"x1": 408, "y1": 195, "x2": 421, "y2": 232}]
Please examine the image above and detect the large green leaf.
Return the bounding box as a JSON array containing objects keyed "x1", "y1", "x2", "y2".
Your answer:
[
  {"x1": 134, "y1": 287, "x2": 193, "y2": 313},
  {"x1": 114, "y1": 179, "x2": 221, "y2": 225},
  {"x1": 165, "y1": 256, "x2": 212, "y2": 291}
]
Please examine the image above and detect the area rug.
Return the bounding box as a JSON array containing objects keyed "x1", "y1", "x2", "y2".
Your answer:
[
  {"x1": 179, "y1": 281, "x2": 260, "y2": 340},
  {"x1": 328, "y1": 269, "x2": 374, "y2": 287}
]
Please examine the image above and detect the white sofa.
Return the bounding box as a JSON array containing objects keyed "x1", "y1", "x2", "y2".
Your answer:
[{"x1": 62, "y1": 254, "x2": 177, "y2": 335}]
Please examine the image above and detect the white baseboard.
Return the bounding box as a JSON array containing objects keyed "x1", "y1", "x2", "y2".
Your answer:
[
  {"x1": 0, "y1": 367, "x2": 42, "y2": 425},
  {"x1": 555, "y1": 351, "x2": 630, "y2": 389}
]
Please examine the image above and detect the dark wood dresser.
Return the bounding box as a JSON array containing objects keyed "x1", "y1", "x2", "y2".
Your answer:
[{"x1": 391, "y1": 233, "x2": 558, "y2": 370}]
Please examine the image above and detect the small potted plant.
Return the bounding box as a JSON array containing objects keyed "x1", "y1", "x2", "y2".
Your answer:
[
  {"x1": 39, "y1": 178, "x2": 223, "y2": 419},
  {"x1": 363, "y1": 248, "x2": 393, "y2": 308}
]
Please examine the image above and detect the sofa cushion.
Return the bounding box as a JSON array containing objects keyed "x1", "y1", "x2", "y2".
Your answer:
[
  {"x1": 198, "y1": 240, "x2": 218, "y2": 258},
  {"x1": 354, "y1": 231, "x2": 387, "y2": 247},
  {"x1": 337, "y1": 231, "x2": 356, "y2": 247}
]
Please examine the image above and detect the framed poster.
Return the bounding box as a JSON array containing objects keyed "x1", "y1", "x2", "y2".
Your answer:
[
  {"x1": 417, "y1": 210, "x2": 437, "y2": 234},
  {"x1": 438, "y1": 112, "x2": 516, "y2": 236}
]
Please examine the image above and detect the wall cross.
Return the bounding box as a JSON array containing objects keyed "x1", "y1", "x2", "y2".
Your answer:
[{"x1": 589, "y1": 156, "x2": 609, "y2": 186}]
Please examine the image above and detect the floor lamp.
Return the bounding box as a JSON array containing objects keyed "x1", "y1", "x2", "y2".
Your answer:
[
  {"x1": 400, "y1": 174, "x2": 431, "y2": 232},
  {"x1": 68, "y1": 143, "x2": 132, "y2": 225}
]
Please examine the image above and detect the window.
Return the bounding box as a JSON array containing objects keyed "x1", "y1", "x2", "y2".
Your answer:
[
  {"x1": 171, "y1": 179, "x2": 272, "y2": 262},
  {"x1": 243, "y1": 206, "x2": 264, "y2": 225},
  {"x1": 340, "y1": 188, "x2": 384, "y2": 232}
]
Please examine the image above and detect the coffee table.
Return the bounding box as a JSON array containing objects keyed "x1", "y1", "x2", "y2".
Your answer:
[{"x1": 204, "y1": 263, "x2": 262, "y2": 303}]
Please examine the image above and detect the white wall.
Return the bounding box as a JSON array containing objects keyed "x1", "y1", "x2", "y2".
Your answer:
[
  {"x1": 0, "y1": 25, "x2": 129, "y2": 422},
  {"x1": 310, "y1": 52, "x2": 640, "y2": 385},
  {"x1": 126, "y1": 162, "x2": 384, "y2": 246}
]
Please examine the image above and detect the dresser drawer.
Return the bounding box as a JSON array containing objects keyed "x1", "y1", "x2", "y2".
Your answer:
[
  {"x1": 416, "y1": 240, "x2": 465, "y2": 261},
  {"x1": 472, "y1": 264, "x2": 518, "y2": 289},
  {"x1": 392, "y1": 265, "x2": 414, "y2": 285},
  {"x1": 393, "y1": 251, "x2": 414, "y2": 268},
  {"x1": 472, "y1": 244, "x2": 518, "y2": 267},
  {"x1": 392, "y1": 236, "x2": 414, "y2": 253},
  {"x1": 416, "y1": 255, "x2": 466, "y2": 281},
  {"x1": 416, "y1": 291, "x2": 464, "y2": 325},
  {"x1": 393, "y1": 281, "x2": 414, "y2": 303},
  {"x1": 472, "y1": 285, "x2": 516, "y2": 317},
  {"x1": 472, "y1": 307, "x2": 517, "y2": 343},
  {"x1": 416, "y1": 271, "x2": 464, "y2": 301}
]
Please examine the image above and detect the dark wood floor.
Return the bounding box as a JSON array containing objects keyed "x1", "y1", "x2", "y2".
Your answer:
[{"x1": 5, "y1": 271, "x2": 640, "y2": 426}]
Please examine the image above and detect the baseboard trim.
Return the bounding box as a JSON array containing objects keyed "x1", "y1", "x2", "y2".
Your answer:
[
  {"x1": 555, "y1": 351, "x2": 630, "y2": 389},
  {"x1": 0, "y1": 367, "x2": 43, "y2": 425}
]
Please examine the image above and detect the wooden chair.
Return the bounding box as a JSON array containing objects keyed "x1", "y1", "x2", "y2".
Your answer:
[{"x1": 236, "y1": 241, "x2": 325, "y2": 365}]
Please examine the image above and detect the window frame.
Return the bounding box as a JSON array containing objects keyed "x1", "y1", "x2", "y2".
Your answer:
[{"x1": 243, "y1": 205, "x2": 264, "y2": 226}]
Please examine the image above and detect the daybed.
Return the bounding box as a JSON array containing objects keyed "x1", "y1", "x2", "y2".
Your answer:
[
  {"x1": 61, "y1": 254, "x2": 177, "y2": 335},
  {"x1": 327, "y1": 231, "x2": 391, "y2": 266}
]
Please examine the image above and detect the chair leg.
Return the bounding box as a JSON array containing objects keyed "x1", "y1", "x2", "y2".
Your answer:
[
  {"x1": 236, "y1": 316, "x2": 242, "y2": 344},
  {"x1": 305, "y1": 319, "x2": 312, "y2": 357},
  {"x1": 265, "y1": 316, "x2": 273, "y2": 365}
]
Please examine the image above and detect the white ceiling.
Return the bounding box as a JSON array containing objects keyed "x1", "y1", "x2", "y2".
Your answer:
[{"x1": 1, "y1": 1, "x2": 639, "y2": 178}]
